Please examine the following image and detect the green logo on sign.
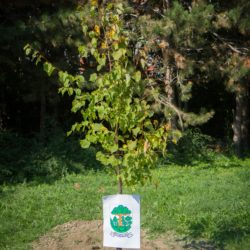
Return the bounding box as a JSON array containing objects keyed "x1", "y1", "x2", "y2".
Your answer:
[{"x1": 110, "y1": 205, "x2": 132, "y2": 233}]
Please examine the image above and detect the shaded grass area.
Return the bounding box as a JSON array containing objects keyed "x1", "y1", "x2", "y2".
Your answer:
[
  {"x1": 0, "y1": 130, "x2": 102, "y2": 184},
  {"x1": 0, "y1": 163, "x2": 250, "y2": 249}
]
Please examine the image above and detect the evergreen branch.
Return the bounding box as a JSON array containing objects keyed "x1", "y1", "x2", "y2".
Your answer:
[
  {"x1": 150, "y1": 86, "x2": 184, "y2": 130},
  {"x1": 212, "y1": 32, "x2": 248, "y2": 55},
  {"x1": 151, "y1": 87, "x2": 214, "y2": 130},
  {"x1": 151, "y1": 8, "x2": 165, "y2": 17},
  {"x1": 158, "y1": 94, "x2": 184, "y2": 131}
]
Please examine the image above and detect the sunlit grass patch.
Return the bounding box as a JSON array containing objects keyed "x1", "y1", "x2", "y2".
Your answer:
[{"x1": 0, "y1": 163, "x2": 249, "y2": 249}]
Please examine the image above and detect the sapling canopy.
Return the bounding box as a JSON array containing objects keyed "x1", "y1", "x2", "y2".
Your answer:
[{"x1": 24, "y1": 1, "x2": 177, "y2": 189}]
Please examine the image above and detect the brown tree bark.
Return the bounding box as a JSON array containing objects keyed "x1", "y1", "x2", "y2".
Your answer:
[
  {"x1": 162, "y1": 47, "x2": 177, "y2": 129},
  {"x1": 232, "y1": 84, "x2": 249, "y2": 157},
  {"x1": 117, "y1": 170, "x2": 123, "y2": 250},
  {"x1": 241, "y1": 85, "x2": 249, "y2": 152}
]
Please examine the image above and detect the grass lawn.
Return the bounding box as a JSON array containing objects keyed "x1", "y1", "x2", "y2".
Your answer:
[{"x1": 0, "y1": 160, "x2": 250, "y2": 249}]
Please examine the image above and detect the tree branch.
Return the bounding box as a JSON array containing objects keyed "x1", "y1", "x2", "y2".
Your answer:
[
  {"x1": 212, "y1": 32, "x2": 248, "y2": 55},
  {"x1": 150, "y1": 86, "x2": 184, "y2": 130}
]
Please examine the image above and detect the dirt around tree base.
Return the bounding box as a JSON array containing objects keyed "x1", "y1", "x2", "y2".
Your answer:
[{"x1": 32, "y1": 220, "x2": 185, "y2": 250}]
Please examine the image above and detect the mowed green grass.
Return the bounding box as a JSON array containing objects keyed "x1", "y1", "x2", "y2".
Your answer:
[{"x1": 0, "y1": 163, "x2": 250, "y2": 249}]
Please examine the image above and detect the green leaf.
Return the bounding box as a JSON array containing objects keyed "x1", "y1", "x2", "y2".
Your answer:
[
  {"x1": 58, "y1": 87, "x2": 67, "y2": 95},
  {"x1": 80, "y1": 139, "x2": 90, "y2": 149},
  {"x1": 67, "y1": 130, "x2": 72, "y2": 136},
  {"x1": 133, "y1": 71, "x2": 141, "y2": 83},
  {"x1": 35, "y1": 56, "x2": 42, "y2": 65},
  {"x1": 71, "y1": 99, "x2": 85, "y2": 113},
  {"x1": 58, "y1": 71, "x2": 67, "y2": 83},
  {"x1": 93, "y1": 123, "x2": 102, "y2": 131},
  {"x1": 87, "y1": 134, "x2": 97, "y2": 143},
  {"x1": 116, "y1": 3, "x2": 124, "y2": 14},
  {"x1": 112, "y1": 49, "x2": 125, "y2": 60},
  {"x1": 96, "y1": 106, "x2": 105, "y2": 119},
  {"x1": 96, "y1": 151, "x2": 108, "y2": 165},
  {"x1": 75, "y1": 88, "x2": 81, "y2": 96},
  {"x1": 91, "y1": 38, "x2": 98, "y2": 48},
  {"x1": 24, "y1": 44, "x2": 32, "y2": 56},
  {"x1": 75, "y1": 75, "x2": 85, "y2": 88},
  {"x1": 106, "y1": 3, "x2": 113, "y2": 10},
  {"x1": 25, "y1": 47, "x2": 31, "y2": 56},
  {"x1": 125, "y1": 74, "x2": 130, "y2": 84},
  {"x1": 43, "y1": 62, "x2": 55, "y2": 77},
  {"x1": 140, "y1": 58, "x2": 146, "y2": 69},
  {"x1": 82, "y1": 25, "x2": 88, "y2": 35},
  {"x1": 127, "y1": 140, "x2": 137, "y2": 151},
  {"x1": 109, "y1": 144, "x2": 118, "y2": 153},
  {"x1": 97, "y1": 56, "x2": 106, "y2": 70},
  {"x1": 132, "y1": 127, "x2": 140, "y2": 136},
  {"x1": 90, "y1": 73, "x2": 97, "y2": 82},
  {"x1": 78, "y1": 45, "x2": 88, "y2": 57},
  {"x1": 23, "y1": 44, "x2": 30, "y2": 50},
  {"x1": 68, "y1": 87, "x2": 74, "y2": 96},
  {"x1": 97, "y1": 65, "x2": 102, "y2": 71},
  {"x1": 108, "y1": 155, "x2": 120, "y2": 167}
]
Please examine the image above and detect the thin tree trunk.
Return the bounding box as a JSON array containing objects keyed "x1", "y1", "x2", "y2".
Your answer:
[
  {"x1": 118, "y1": 174, "x2": 123, "y2": 194},
  {"x1": 0, "y1": 84, "x2": 5, "y2": 130},
  {"x1": 117, "y1": 166, "x2": 123, "y2": 250},
  {"x1": 163, "y1": 0, "x2": 170, "y2": 9},
  {"x1": 241, "y1": 85, "x2": 249, "y2": 152},
  {"x1": 162, "y1": 48, "x2": 177, "y2": 128},
  {"x1": 40, "y1": 82, "x2": 46, "y2": 141},
  {"x1": 232, "y1": 84, "x2": 249, "y2": 157},
  {"x1": 115, "y1": 120, "x2": 122, "y2": 250}
]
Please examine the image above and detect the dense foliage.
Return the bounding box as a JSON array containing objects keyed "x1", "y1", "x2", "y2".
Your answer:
[
  {"x1": 0, "y1": 0, "x2": 249, "y2": 183},
  {"x1": 25, "y1": 2, "x2": 176, "y2": 187}
]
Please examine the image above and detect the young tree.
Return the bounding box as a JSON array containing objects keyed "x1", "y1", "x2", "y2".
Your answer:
[{"x1": 25, "y1": 1, "x2": 174, "y2": 190}]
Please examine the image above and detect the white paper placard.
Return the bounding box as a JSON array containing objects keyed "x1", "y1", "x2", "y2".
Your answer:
[{"x1": 103, "y1": 194, "x2": 140, "y2": 249}]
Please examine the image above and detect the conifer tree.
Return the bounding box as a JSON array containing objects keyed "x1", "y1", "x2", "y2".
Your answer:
[
  {"x1": 212, "y1": 0, "x2": 250, "y2": 156},
  {"x1": 131, "y1": 0, "x2": 215, "y2": 130},
  {"x1": 131, "y1": 0, "x2": 249, "y2": 155}
]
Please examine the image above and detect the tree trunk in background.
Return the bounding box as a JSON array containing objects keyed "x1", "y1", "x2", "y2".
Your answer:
[
  {"x1": 0, "y1": 84, "x2": 5, "y2": 130},
  {"x1": 163, "y1": 0, "x2": 170, "y2": 9},
  {"x1": 40, "y1": 82, "x2": 46, "y2": 140},
  {"x1": 232, "y1": 84, "x2": 249, "y2": 157},
  {"x1": 241, "y1": 85, "x2": 249, "y2": 152},
  {"x1": 162, "y1": 48, "x2": 177, "y2": 128}
]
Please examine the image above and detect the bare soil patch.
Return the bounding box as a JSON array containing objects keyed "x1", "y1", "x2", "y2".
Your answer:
[{"x1": 32, "y1": 220, "x2": 185, "y2": 250}]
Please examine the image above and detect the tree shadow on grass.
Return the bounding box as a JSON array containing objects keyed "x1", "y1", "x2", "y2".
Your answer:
[
  {"x1": 182, "y1": 239, "x2": 216, "y2": 250},
  {"x1": 179, "y1": 217, "x2": 250, "y2": 250},
  {"x1": 0, "y1": 130, "x2": 103, "y2": 185},
  {"x1": 163, "y1": 129, "x2": 250, "y2": 169}
]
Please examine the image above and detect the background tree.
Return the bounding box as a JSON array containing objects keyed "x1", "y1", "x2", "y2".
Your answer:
[
  {"x1": 130, "y1": 0, "x2": 250, "y2": 155},
  {"x1": 128, "y1": 1, "x2": 215, "y2": 131},
  {"x1": 212, "y1": 0, "x2": 250, "y2": 156},
  {"x1": 0, "y1": 0, "x2": 82, "y2": 136}
]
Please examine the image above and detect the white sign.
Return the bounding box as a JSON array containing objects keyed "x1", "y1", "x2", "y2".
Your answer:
[{"x1": 103, "y1": 194, "x2": 140, "y2": 249}]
